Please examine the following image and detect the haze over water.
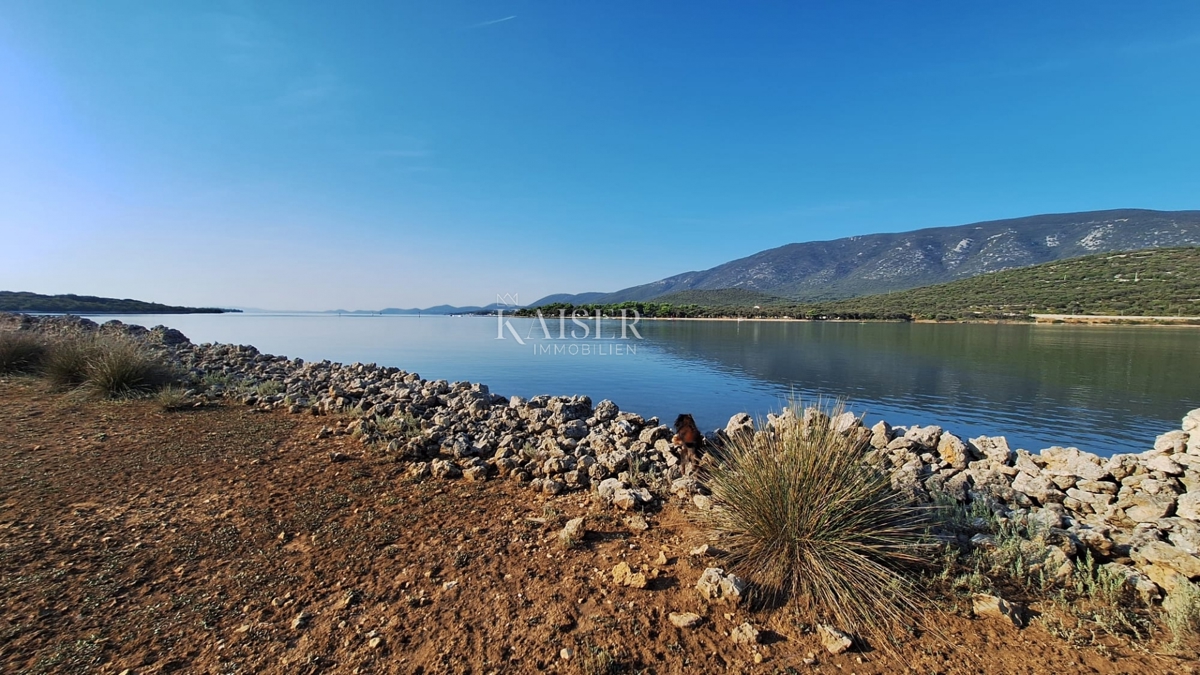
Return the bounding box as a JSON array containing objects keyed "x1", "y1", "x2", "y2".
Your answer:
[{"x1": 85, "y1": 313, "x2": 1199, "y2": 458}]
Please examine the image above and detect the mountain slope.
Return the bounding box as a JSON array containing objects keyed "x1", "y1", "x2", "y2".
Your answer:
[
  {"x1": 546, "y1": 209, "x2": 1200, "y2": 304},
  {"x1": 807, "y1": 246, "x2": 1200, "y2": 319}
]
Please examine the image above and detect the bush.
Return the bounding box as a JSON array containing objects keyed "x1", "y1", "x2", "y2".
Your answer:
[
  {"x1": 83, "y1": 337, "x2": 171, "y2": 398},
  {"x1": 43, "y1": 335, "x2": 99, "y2": 388},
  {"x1": 0, "y1": 331, "x2": 47, "y2": 374},
  {"x1": 698, "y1": 402, "x2": 933, "y2": 640}
]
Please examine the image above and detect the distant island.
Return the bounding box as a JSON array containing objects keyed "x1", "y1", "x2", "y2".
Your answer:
[
  {"x1": 517, "y1": 246, "x2": 1200, "y2": 322},
  {"x1": 0, "y1": 291, "x2": 239, "y2": 314}
]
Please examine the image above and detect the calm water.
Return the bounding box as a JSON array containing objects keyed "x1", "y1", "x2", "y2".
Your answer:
[{"x1": 86, "y1": 313, "x2": 1199, "y2": 457}]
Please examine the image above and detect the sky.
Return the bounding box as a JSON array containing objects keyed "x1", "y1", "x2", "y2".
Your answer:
[{"x1": 1, "y1": 1, "x2": 1198, "y2": 310}]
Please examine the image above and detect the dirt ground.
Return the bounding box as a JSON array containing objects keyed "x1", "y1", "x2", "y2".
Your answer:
[{"x1": 1, "y1": 377, "x2": 1196, "y2": 675}]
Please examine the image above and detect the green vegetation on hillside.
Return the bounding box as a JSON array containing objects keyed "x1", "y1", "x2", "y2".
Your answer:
[
  {"x1": 649, "y1": 288, "x2": 787, "y2": 307},
  {"x1": 0, "y1": 291, "x2": 236, "y2": 314},
  {"x1": 518, "y1": 247, "x2": 1200, "y2": 321}
]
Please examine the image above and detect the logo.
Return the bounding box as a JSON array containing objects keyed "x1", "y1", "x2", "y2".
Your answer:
[{"x1": 493, "y1": 293, "x2": 642, "y2": 356}]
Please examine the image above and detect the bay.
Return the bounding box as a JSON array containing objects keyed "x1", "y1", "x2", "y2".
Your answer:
[{"x1": 86, "y1": 313, "x2": 1199, "y2": 457}]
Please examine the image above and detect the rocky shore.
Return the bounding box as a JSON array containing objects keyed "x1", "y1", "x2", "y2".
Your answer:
[{"x1": 5, "y1": 312, "x2": 1200, "y2": 616}]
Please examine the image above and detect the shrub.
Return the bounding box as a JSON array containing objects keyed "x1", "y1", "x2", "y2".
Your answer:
[
  {"x1": 84, "y1": 337, "x2": 171, "y2": 398},
  {"x1": 42, "y1": 335, "x2": 99, "y2": 388},
  {"x1": 698, "y1": 401, "x2": 934, "y2": 640},
  {"x1": 0, "y1": 331, "x2": 47, "y2": 374}
]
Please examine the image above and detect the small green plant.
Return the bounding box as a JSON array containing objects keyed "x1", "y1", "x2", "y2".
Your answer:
[
  {"x1": 156, "y1": 385, "x2": 191, "y2": 411},
  {"x1": 374, "y1": 411, "x2": 421, "y2": 439},
  {"x1": 0, "y1": 331, "x2": 47, "y2": 374},
  {"x1": 579, "y1": 644, "x2": 619, "y2": 675},
  {"x1": 255, "y1": 380, "x2": 283, "y2": 396},
  {"x1": 201, "y1": 372, "x2": 235, "y2": 390},
  {"x1": 84, "y1": 337, "x2": 171, "y2": 398},
  {"x1": 1166, "y1": 580, "x2": 1200, "y2": 647},
  {"x1": 698, "y1": 400, "x2": 934, "y2": 642}
]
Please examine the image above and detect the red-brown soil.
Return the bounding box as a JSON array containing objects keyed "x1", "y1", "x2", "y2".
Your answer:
[{"x1": 1, "y1": 378, "x2": 1195, "y2": 674}]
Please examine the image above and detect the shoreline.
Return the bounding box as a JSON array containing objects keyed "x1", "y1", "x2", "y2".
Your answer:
[
  {"x1": 4, "y1": 311, "x2": 1200, "y2": 623},
  {"x1": 506, "y1": 313, "x2": 1200, "y2": 326}
]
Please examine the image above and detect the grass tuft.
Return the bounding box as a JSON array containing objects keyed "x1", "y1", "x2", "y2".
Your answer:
[
  {"x1": 156, "y1": 385, "x2": 191, "y2": 411},
  {"x1": 697, "y1": 400, "x2": 934, "y2": 641},
  {"x1": 83, "y1": 337, "x2": 172, "y2": 398},
  {"x1": 0, "y1": 330, "x2": 47, "y2": 374},
  {"x1": 42, "y1": 335, "x2": 99, "y2": 388}
]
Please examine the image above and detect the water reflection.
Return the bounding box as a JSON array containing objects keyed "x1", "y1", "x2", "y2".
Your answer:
[{"x1": 83, "y1": 314, "x2": 1198, "y2": 457}]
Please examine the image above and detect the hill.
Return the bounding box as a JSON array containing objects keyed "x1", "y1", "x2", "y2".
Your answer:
[
  {"x1": 808, "y1": 246, "x2": 1200, "y2": 320},
  {"x1": 545, "y1": 209, "x2": 1200, "y2": 304},
  {"x1": 0, "y1": 291, "x2": 236, "y2": 314},
  {"x1": 524, "y1": 247, "x2": 1200, "y2": 321}
]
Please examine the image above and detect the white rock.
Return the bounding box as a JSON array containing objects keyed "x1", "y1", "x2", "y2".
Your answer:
[
  {"x1": 1177, "y1": 492, "x2": 1200, "y2": 522},
  {"x1": 669, "y1": 612, "x2": 702, "y2": 628},
  {"x1": 1147, "y1": 455, "x2": 1184, "y2": 476},
  {"x1": 817, "y1": 624, "x2": 853, "y2": 654},
  {"x1": 971, "y1": 436, "x2": 1013, "y2": 465},
  {"x1": 696, "y1": 567, "x2": 746, "y2": 603},
  {"x1": 731, "y1": 622, "x2": 761, "y2": 645},
  {"x1": 972, "y1": 594, "x2": 1023, "y2": 627}
]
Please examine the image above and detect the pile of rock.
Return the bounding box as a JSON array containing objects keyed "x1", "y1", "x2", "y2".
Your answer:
[{"x1": 859, "y1": 408, "x2": 1200, "y2": 606}]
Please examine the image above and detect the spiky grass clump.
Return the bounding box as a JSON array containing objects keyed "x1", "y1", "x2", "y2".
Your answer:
[
  {"x1": 42, "y1": 335, "x2": 100, "y2": 388},
  {"x1": 698, "y1": 402, "x2": 934, "y2": 641},
  {"x1": 0, "y1": 331, "x2": 47, "y2": 374},
  {"x1": 83, "y1": 337, "x2": 171, "y2": 398}
]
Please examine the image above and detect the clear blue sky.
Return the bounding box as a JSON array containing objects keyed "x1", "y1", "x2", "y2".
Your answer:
[{"x1": 2, "y1": 1, "x2": 1198, "y2": 310}]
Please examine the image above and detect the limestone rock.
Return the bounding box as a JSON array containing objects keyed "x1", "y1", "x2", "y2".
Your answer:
[
  {"x1": 596, "y1": 478, "x2": 626, "y2": 502},
  {"x1": 612, "y1": 487, "x2": 652, "y2": 510},
  {"x1": 972, "y1": 594, "x2": 1023, "y2": 627},
  {"x1": 696, "y1": 567, "x2": 746, "y2": 603},
  {"x1": 1131, "y1": 541, "x2": 1200, "y2": 579},
  {"x1": 1040, "y1": 446, "x2": 1107, "y2": 482},
  {"x1": 1154, "y1": 429, "x2": 1190, "y2": 455},
  {"x1": 560, "y1": 517, "x2": 586, "y2": 545},
  {"x1": 869, "y1": 420, "x2": 893, "y2": 449},
  {"x1": 669, "y1": 612, "x2": 702, "y2": 629},
  {"x1": 730, "y1": 622, "x2": 761, "y2": 645},
  {"x1": 971, "y1": 436, "x2": 1013, "y2": 465},
  {"x1": 1011, "y1": 472, "x2": 1063, "y2": 504},
  {"x1": 817, "y1": 624, "x2": 853, "y2": 654},
  {"x1": 937, "y1": 432, "x2": 971, "y2": 470},
  {"x1": 1121, "y1": 493, "x2": 1176, "y2": 523},
  {"x1": 905, "y1": 425, "x2": 942, "y2": 451},
  {"x1": 611, "y1": 562, "x2": 648, "y2": 589},
  {"x1": 1177, "y1": 492, "x2": 1200, "y2": 523},
  {"x1": 725, "y1": 413, "x2": 755, "y2": 439},
  {"x1": 1147, "y1": 455, "x2": 1184, "y2": 476}
]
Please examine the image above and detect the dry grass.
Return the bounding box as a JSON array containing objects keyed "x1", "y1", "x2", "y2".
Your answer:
[
  {"x1": 697, "y1": 401, "x2": 934, "y2": 642},
  {"x1": 83, "y1": 336, "x2": 172, "y2": 398},
  {"x1": 0, "y1": 330, "x2": 47, "y2": 374},
  {"x1": 42, "y1": 334, "x2": 99, "y2": 388}
]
